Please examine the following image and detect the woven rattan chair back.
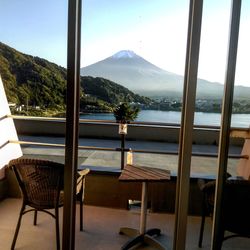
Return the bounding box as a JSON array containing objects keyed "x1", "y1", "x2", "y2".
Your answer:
[
  {"x1": 223, "y1": 180, "x2": 250, "y2": 237},
  {"x1": 9, "y1": 158, "x2": 64, "y2": 250},
  {"x1": 11, "y1": 158, "x2": 64, "y2": 209},
  {"x1": 198, "y1": 138, "x2": 250, "y2": 248},
  {"x1": 198, "y1": 179, "x2": 250, "y2": 248}
]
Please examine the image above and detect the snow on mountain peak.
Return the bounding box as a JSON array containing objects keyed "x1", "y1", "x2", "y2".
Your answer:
[{"x1": 111, "y1": 50, "x2": 138, "y2": 59}]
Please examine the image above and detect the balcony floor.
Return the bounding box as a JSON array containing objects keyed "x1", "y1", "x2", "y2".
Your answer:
[{"x1": 1, "y1": 199, "x2": 250, "y2": 250}]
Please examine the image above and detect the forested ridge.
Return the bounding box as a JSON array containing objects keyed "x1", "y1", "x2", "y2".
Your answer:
[{"x1": 0, "y1": 42, "x2": 150, "y2": 116}]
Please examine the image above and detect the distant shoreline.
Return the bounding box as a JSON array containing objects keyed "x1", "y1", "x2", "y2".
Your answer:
[{"x1": 80, "y1": 110, "x2": 250, "y2": 128}]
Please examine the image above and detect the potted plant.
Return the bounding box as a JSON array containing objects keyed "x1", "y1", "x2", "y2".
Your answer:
[
  {"x1": 113, "y1": 102, "x2": 139, "y2": 134},
  {"x1": 113, "y1": 103, "x2": 139, "y2": 169}
]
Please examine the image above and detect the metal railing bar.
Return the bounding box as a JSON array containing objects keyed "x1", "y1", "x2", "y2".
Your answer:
[
  {"x1": 8, "y1": 114, "x2": 210, "y2": 128},
  {"x1": 131, "y1": 148, "x2": 247, "y2": 159},
  {"x1": 7, "y1": 114, "x2": 250, "y2": 135},
  {"x1": 8, "y1": 114, "x2": 249, "y2": 137},
  {"x1": 8, "y1": 114, "x2": 65, "y2": 121},
  {"x1": 6, "y1": 114, "x2": 249, "y2": 131},
  {"x1": 9, "y1": 140, "x2": 247, "y2": 159},
  {"x1": 9, "y1": 140, "x2": 118, "y2": 152},
  {"x1": 0, "y1": 141, "x2": 9, "y2": 150},
  {"x1": 0, "y1": 114, "x2": 8, "y2": 122},
  {"x1": 9, "y1": 140, "x2": 65, "y2": 148},
  {"x1": 79, "y1": 145, "x2": 119, "y2": 152}
]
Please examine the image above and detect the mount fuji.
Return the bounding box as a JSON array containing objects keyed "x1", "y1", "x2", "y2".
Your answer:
[
  {"x1": 81, "y1": 50, "x2": 250, "y2": 99},
  {"x1": 81, "y1": 50, "x2": 185, "y2": 97}
]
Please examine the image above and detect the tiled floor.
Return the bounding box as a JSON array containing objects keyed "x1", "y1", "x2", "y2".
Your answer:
[{"x1": 1, "y1": 199, "x2": 250, "y2": 250}]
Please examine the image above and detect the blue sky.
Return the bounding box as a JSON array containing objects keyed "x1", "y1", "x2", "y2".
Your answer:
[{"x1": 0, "y1": 0, "x2": 249, "y2": 87}]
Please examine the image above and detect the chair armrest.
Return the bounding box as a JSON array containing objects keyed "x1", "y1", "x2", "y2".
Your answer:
[
  {"x1": 227, "y1": 176, "x2": 245, "y2": 181},
  {"x1": 197, "y1": 178, "x2": 206, "y2": 191},
  {"x1": 197, "y1": 179, "x2": 216, "y2": 193},
  {"x1": 78, "y1": 169, "x2": 90, "y2": 178},
  {"x1": 202, "y1": 181, "x2": 216, "y2": 193},
  {"x1": 76, "y1": 168, "x2": 90, "y2": 195},
  {"x1": 198, "y1": 177, "x2": 250, "y2": 193},
  {"x1": 198, "y1": 172, "x2": 231, "y2": 192},
  {"x1": 226, "y1": 178, "x2": 250, "y2": 186}
]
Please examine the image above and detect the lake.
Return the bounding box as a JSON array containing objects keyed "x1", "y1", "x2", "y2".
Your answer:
[{"x1": 80, "y1": 110, "x2": 250, "y2": 128}]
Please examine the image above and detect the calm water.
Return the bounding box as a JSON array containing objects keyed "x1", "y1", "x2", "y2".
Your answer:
[{"x1": 80, "y1": 110, "x2": 250, "y2": 128}]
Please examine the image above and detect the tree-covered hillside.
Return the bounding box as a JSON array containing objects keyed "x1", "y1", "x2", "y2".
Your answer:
[
  {"x1": 81, "y1": 76, "x2": 148, "y2": 104},
  {"x1": 0, "y1": 42, "x2": 150, "y2": 116}
]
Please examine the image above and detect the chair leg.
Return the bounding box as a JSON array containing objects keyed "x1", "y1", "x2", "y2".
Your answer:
[
  {"x1": 11, "y1": 203, "x2": 25, "y2": 250},
  {"x1": 213, "y1": 230, "x2": 224, "y2": 250},
  {"x1": 80, "y1": 199, "x2": 83, "y2": 231},
  {"x1": 198, "y1": 212, "x2": 206, "y2": 247},
  {"x1": 55, "y1": 207, "x2": 60, "y2": 250},
  {"x1": 199, "y1": 197, "x2": 207, "y2": 248},
  {"x1": 33, "y1": 210, "x2": 38, "y2": 225}
]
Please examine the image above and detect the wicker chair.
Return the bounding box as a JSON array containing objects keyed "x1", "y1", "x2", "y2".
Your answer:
[
  {"x1": 9, "y1": 158, "x2": 89, "y2": 250},
  {"x1": 198, "y1": 138, "x2": 250, "y2": 248},
  {"x1": 198, "y1": 175, "x2": 232, "y2": 248},
  {"x1": 76, "y1": 168, "x2": 90, "y2": 231},
  {"x1": 198, "y1": 178, "x2": 250, "y2": 248},
  {"x1": 222, "y1": 180, "x2": 250, "y2": 242},
  {"x1": 197, "y1": 178, "x2": 215, "y2": 247}
]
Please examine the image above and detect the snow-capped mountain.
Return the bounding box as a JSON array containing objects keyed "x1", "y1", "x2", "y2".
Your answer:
[
  {"x1": 80, "y1": 50, "x2": 249, "y2": 98},
  {"x1": 81, "y1": 50, "x2": 186, "y2": 96},
  {"x1": 111, "y1": 50, "x2": 139, "y2": 59}
]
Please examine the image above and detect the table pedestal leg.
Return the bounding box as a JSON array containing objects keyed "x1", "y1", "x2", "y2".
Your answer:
[
  {"x1": 140, "y1": 182, "x2": 147, "y2": 234},
  {"x1": 120, "y1": 182, "x2": 166, "y2": 249}
]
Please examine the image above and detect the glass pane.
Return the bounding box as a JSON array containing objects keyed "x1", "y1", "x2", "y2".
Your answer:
[
  {"x1": 81, "y1": 0, "x2": 188, "y2": 124},
  {"x1": 0, "y1": 0, "x2": 67, "y2": 117}
]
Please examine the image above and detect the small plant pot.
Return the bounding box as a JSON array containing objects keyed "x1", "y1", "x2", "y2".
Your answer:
[{"x1": 119, "y1": 123, "x2": 128, "y2": 135}]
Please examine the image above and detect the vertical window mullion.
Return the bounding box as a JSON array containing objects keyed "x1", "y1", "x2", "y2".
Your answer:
[
  {"x1": 211, "y1": 1, "x2": 241, "y2": 248},
  {"x1": 63, "y1": 0, "x2": 82, "y2": 249},
  {"x1": 173, "y1": 0, "x2": 203, "y2": 249}
]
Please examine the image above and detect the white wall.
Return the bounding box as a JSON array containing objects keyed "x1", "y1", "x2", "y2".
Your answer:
[{"x1": 0, "y1": 75, "x2": 22, "y2": 179}]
